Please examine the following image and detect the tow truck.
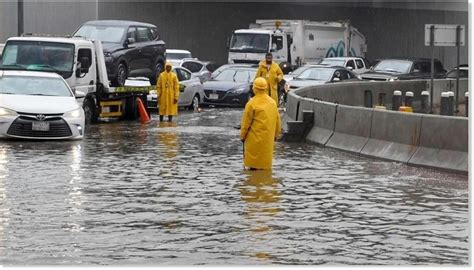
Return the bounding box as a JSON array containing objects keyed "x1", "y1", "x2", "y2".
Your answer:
[{"x1": 0, "y1": 34, "x2": 155, "y2": 124}]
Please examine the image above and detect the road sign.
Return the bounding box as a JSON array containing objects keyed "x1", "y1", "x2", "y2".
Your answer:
[{"x1": 425, "y1": 24, "x2": 465, "y2": 46}]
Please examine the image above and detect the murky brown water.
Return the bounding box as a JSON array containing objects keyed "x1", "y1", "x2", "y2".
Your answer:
[{"x1": 0, "y1": 108, "x2": 468, "y2": 265}]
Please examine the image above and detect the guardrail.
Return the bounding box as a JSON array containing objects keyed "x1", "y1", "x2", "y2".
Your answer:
[{"x1": 285, "y1": 79, "x2": 468, "y2": 174}]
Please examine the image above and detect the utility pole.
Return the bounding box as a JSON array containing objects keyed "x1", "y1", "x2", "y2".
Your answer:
[{"x1": 17, "y1": 0, "x2": 24, "y2": 36}]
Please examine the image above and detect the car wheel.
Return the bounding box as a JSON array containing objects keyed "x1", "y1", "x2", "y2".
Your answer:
[
  {"x1": 150, "y1": 62, "x2": 163, "y2": 85},
  {"x1": 115, "y1": 62, "x2": 128, "y2": 87},
  {"x1": 189, "y1": 94, "x2": 200, "y2": 111},
  {"x1": 83, "y1": 98, "x2": 98, "y2": 125}
]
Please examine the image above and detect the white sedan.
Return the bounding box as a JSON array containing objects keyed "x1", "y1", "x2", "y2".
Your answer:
[{"x1": 0, "y1": 70, "x2": 85, "y2": 140}]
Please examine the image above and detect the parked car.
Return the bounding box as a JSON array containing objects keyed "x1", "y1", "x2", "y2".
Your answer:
[
  {"x1": 73, "y1": 20, "x2": 166, "y2": 86},
  {"x1": 166, "y1": 49, "x2": 193, "y2": 66},
  {"x1": 202, "y1": 66, "x2": 257, "y2": 107},
  {"x1": 288, "y1": 65, "x2": 360, "y2": 90},
  {"x1": 283, "y1": 64, "x2": 319, "y2": 82},
  {"x1": 178, "y1": 59, "x2": 218, "y2": 83},
  {"x1": 147, "y1": 66, "x2": 204, "y2": 111},
  {"x1": 0, "y1": 70, "x2": 85, "y2": 140},
  {"x1": 446, "y1": 64, "x2": 468, "y2": 79},
  {"x1": 361, "y1": 58, "x2": 446, "y2": 81},
  {"x1": 318, "y1": 57, "x2": 371, "y2": 74}
]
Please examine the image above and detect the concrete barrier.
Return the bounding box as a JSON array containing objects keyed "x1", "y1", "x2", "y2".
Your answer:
[
  {"x1": 325, "y1": 105, "x2": 373, "y2": 155},
  {"x1": 286, "y1": 92, "x2": 299, "y2": 120},
  {"x1": 306, "y1": 101, "x2": 337, "y2": 145},
  {"x1": 408, "y1": 114, "x2": 468, "y2": 174},
  {"x1": 297, "y1": 97, "x2": 316, "y2": 121},
  {"x1": 360, "y1": 110, "x2": 422, "y2": 163}
]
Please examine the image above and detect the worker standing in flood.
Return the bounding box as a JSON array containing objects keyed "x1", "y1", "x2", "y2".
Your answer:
[
  {"x1": 157, "y1": 62, "x2": 179, "y2": 122},
  {"x1": 240, "y1": 77, "x2": 281, "y2": 170},
  {"x1": 255, "y1": 52, "x2": 283, "y2": 105}
]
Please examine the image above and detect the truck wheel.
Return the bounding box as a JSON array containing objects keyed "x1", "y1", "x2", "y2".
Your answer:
[
  {"x1": 124, "y1": 97, "x2": 138, "y2": 120},
  {"x1": 83, "y1": 98, "x2": 98, "y2": 125},
  {"x1": 189, "y1": 94, "x2": 200, "y2": 111},
  {"x1": 114, "y1": 62, "x2": 128, "y2": 87},
  {"x1": 150, "y1": 62, "x2": 163, "y2": 85}
]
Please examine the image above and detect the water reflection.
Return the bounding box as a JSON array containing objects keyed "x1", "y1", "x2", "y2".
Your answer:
[
  {"x1": 240, "y1": 170, "x2": 281, "y2": 261},
  {"x1": 157, "y1": 122, "x2": 179, "y2": 160},
  {"x1": 0, "y1": 147, "x2": 9, "y2": 256}
]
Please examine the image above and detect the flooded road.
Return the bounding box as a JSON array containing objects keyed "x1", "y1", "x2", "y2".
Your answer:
[{"x1": 0, "y1": 108, "x2": 468, "y2": 265}]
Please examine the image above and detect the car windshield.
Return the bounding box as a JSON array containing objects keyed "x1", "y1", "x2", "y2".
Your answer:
[
  {"x1": 167, "y1": 52, "x2": 192, "y2": 59},
  {"x1": 374, "y1": 60, "x2": 412, "y2": 73},
  {"x1": 230, "y1": 33, "x2": 269, "y2": 53},
  {"x1": 296, "y1": 68, "x2": 334, "y2": 81},
  {"x1": 74, "y1": 25, "x2": 126, "y2": 43},
  {"x1": 213, "y1": 68, "x2": 256, "y2": 82},
  {"x1": 319, "y1": 59, "x2": 345, "y2": 66},
  {"x1": 0, "y1": 75, "x2": 72, "y2": 97},
  {"x1": 289, "y1": 66, "x2": 312, "y2": 77},
  {"x1": 1, "y1": 41, "x2": 75, "y2": 76}
]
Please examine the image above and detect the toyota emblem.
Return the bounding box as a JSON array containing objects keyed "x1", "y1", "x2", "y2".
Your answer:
[{"x1": 36, "y1": 114, "x2": 46, "y2": 121}]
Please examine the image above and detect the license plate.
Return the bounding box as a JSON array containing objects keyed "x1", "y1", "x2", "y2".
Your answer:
[
  {"x1": 209, "y1": 94, "x2": 219, "y2": 100},
  {"x1": 32, "y1": 121, "x2": 50, "y2": 131}
]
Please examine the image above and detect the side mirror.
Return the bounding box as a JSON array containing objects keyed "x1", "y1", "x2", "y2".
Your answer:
[
  {"x1": 413, "y1": 69, "x2": 420, "y2": 73},
  {"x1": 75, "y1": 90, "x2": 86, "y2": 99},
  {"x1": 332, "y1": 77, "x2": 341, "y2": 82},
  {"x1": 126, "y1": 37, "x2": 135, "y2": 46},
  {"x1": 347, "y1": 66, "x2": 353, "y2": 70},
  {"x1": 75, "y1": 57, "x2": 90, "y2": 77},
  {"x1": 271, "y1": 43, "x2": 277, "y2": 52}
]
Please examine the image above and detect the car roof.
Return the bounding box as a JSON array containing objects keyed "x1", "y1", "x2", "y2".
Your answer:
[
  {"x1": 166, "y1": 49, "x2": 192, "y2": 54},
  {"x1": 379, "y1": 57, "x2": 442, "y2": 63},
  {"x1": 82, "y1": 20, "x2": 156, "y2": 28},
  {"x1": 0, "y1": 69, "x2": 63, "y2": 79},
  {"x1": 7, "y1": 36, "x2": 92, "y2": 46},
  {"x1": 321, "y1": 57, "x2": 363, "y2": 61}
]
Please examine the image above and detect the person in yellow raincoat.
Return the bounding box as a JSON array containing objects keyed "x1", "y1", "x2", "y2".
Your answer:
[
  {"x1": 157, "y1": 62, "x2": 179, "y2": 122},
  {"x1": 240, "y1": 77, "x2": 281, "y2": 170},
  {"x1": 254, "y1": 53, "x2": 283, "y2": 105}
]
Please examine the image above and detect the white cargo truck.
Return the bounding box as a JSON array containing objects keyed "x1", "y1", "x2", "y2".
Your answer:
[
  {"x1": 228, "y1": 20, "x2": 367, "y2": 71},
  {"x1": 0, "y1": 35, "x2": 153, "y2": 124}
]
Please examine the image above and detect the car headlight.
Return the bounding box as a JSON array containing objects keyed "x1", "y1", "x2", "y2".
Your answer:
[
  {"x1": 230, "y1": 87, "x2": 247, "y2": 94},
  {"x1": 0, "y1": 107, "x2": 17, "y2": 117},
  {"x1": 63, "y1": 108, "x2": 82, "y2": 119}
]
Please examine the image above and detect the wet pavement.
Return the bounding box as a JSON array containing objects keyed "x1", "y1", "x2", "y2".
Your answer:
[{"x1": 0, "y1": 108, "x2": 468, "y2": 265}]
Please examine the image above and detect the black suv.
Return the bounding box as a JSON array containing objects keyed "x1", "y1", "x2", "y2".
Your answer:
[
  {"x1": 74, "y1": 20, "x2": 166, "y2": 86},
  {"x1": 361, "y1": 58, "x2": 446, "y2": 81}
]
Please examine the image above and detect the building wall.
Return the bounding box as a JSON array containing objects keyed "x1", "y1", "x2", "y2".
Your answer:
[{"x1": 0, "y1": 1, "x2": 468, "y2": 69}]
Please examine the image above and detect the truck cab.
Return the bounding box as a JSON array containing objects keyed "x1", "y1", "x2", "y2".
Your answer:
[
  {"x1": 0, "y1": 36, "x2": 103, "y2": 95},
  {"x1": 228, "y1": 29, "x2": 289, "y2": 66}
]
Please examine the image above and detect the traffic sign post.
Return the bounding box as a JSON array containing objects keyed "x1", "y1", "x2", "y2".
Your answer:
[{"x1": 425, "y1": 24, "x2": 465, "y2": 114}]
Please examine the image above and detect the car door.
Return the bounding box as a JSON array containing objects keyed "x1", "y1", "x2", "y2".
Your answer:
[
  {"x1": 135, "y1": 26, "x2": 154, "y2": 77},
  {"x1": 345, "y1": 60, "x2": 356, "y2": 72},
  {"x1": 125, "y1": 26, "x2": 141, "y2": 76},
  {"x1": 174, "y1": 67, "x2": 198, "y2": 107}
]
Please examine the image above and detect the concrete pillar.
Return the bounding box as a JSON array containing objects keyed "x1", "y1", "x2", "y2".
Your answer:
[
  {"x1": 465, "y1": 92, "x2": 468, "y2": 117},
  {"x1": 405, "y1": 91, "x2": 414, "y2": 108},
  {"x1": 447, "y1": 91, "x2": 455, "y2": 116},
  {"x1": 440, "y1": 92, "x2": 450, "y2": 115},
  {"x1": 392, "y1": 90, "x2": 402, "y2": 111},
  {"x1": 421, "y1": 91, "x2": 430, "y2": 114}
]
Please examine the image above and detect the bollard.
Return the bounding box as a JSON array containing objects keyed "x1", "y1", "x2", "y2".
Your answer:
[
  {"x1": 364, "y1": 90, "x2": 373, "y2": 108},
  {"x1": 447, "y1": 91, "x2": 454, "y2": 116},
  {"x1": 421, "y1": 91, "x2": 430, "y2": 114},
  {"x1": 405, "y1": 91, "x2": 414, "y2": 108},
  {"x1": 392, "y1": 90, "x2": 402, "y2": 111},
  {"x1": 440, "y1": 92, "x2": 450, "y2": 115},
  {"x1": 465, "y1": 92, "x2": 469, "y2": 117}
]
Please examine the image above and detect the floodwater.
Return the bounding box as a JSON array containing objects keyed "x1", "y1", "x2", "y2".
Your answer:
[{"x1": 0, "y1": 108, "x2": 468, "y2": 265}]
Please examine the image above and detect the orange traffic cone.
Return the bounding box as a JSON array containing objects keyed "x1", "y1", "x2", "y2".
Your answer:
[{"x1": 136, "y1": 97, "x2": 150, "y2": 124}]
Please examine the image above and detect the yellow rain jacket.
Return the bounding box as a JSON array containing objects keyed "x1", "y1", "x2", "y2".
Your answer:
[
  {"x1": 254, "y1": 60, "x2": 283, "y2": 105},
  {"x1": 240, "y1": 78, "x2": 281, "y2": 170},
  {"x1": 157, "y1": 64, "x2": 179, "y2": 116}
]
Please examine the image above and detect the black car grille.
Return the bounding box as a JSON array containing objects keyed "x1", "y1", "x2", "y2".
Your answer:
[{"x1": 7, "y1": 117, "x2": 72, "y2": 138}]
